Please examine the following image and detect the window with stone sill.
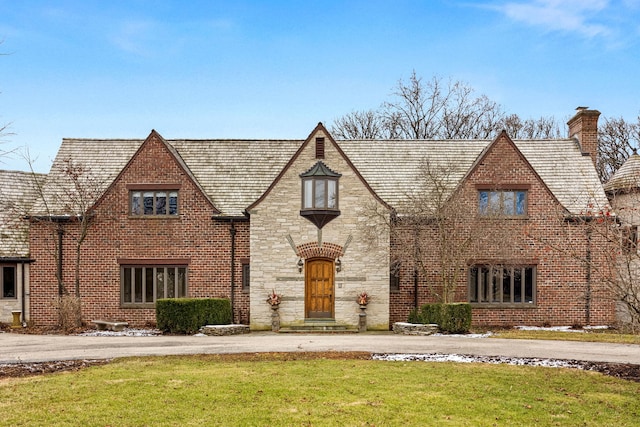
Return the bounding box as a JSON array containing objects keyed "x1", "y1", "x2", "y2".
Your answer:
[
  {"x1": 469, "y1": 265, "x2": 535, "y2": 305},
  {"x1": 130, "y1": 190, "x2": 178, "y2": 216},
  {"x1": 121, "y1": 265, "x2": 187, "y2": 307}
]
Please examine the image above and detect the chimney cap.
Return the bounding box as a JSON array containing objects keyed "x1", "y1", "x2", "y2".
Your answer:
[{"x1": 576, "y1": 106, "x2": 589, "y2": 111}]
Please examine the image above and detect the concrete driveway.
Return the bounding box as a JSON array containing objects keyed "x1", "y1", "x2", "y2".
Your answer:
[{"x1": 2, "y1": 331, "x2": 640, "y2": 365}]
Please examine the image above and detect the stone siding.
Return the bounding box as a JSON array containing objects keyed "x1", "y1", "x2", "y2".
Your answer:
[{"x1": 249, "y1": 129, "x2": 390, "y2": 330}]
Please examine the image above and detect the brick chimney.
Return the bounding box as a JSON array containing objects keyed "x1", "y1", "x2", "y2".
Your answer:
[{"x1": 567, "y1": 107, "x2": 600, "y2": 166}]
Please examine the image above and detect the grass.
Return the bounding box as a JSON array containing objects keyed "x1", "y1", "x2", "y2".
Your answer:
[
  {"x1": 1, "y1": 353, "x2": 639, "y2": 426},
  {"x1": 490, "y1": 328, "x2": 640, "y2": 344}
]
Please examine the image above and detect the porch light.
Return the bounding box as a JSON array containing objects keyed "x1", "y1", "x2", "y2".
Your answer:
[
  {"x1": 335, "y1": 258, "x2": 342, "y2": 273},
  {"x1": 297, "y1": 258, "x2": 304, "y2": 273}
]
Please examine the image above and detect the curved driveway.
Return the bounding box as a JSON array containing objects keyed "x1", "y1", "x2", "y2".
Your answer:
[{"x1": 2, "y1": 332, "x2": 640, "y2": 365}]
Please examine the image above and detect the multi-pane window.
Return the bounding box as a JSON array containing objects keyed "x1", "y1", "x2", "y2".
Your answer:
[
  {"x1": 469, "y1": 265, "x2": 535, "y2": 305},
  {"x1": 390, "y1": 261, "x2": 400, "y2": 292},
  {"x1": 300, "y1": 161, "x2": 342, "y2": 229},
  {"x1": 302, "y1": 178, "x2": 338, "y2": 210},
  {"x1": 121, "y1": 266, "x2": 187, "y2": 307},
  {"x1": 242, "y1": 263, "x2": 250, "y2": 291},
  {"x1": 623, "y1": 226, "x2": 638, "y2": 254},
  {"x1": 130, "y1": 191, "x2": 178, "y2": 216},
  {"x1": 478, "y1": 190, "x2": 527, "y2": 216},
  {"x1": 1, "y1": 265, "x2": 16, "y2": 299}
]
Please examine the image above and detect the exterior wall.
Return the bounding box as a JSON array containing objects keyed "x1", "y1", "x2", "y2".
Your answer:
[
  {"x1": 608, "y1": 190, "x2": 640, "y2": 326},
  {"x1": 390, "y1": 134, "x2": 615, "y2": 327},
  {"x1": 28, "y1": 134, "x2": 250, "y2": 327},
  {"x1": 248, "y1": 129, "x2": 390, "y2": 330},
  {"x1": 0, "y1": 263, "x2": 29, "y2": 324}
]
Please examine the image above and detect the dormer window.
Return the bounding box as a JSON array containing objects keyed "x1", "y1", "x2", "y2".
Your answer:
[{"x1": 300, "y1": 161, "x2": 341, "y2": 229}]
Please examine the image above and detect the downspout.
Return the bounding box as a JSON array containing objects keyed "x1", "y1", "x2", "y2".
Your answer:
[
  {"x1": 413, "y1": 224, "x2": 419, "y2": 309},
  {"x1": 230, "y1": 220, "x2": 236, "y2": 324},
  {"x1": 21, "y1": 262, "x2": 26, "y2": 326},
  {"x1": 57, "y1": 226, "x2": 64, "y2": 296},
  {"x1": 585, "y1": 227, "x2": 592, "y2": 325}
]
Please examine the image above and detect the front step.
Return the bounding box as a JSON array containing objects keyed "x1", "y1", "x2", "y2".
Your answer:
[{"x1": 279, "y1": 321, "x2": 358, "y2": 333}]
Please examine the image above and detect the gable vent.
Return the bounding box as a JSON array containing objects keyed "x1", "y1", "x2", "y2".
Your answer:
[{"x1": 315, "y1": 137, "x2": 325, "y2": 159}]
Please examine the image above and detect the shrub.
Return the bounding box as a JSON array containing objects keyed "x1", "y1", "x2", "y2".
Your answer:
[
  {"x1": 410, "y1": 303, "x2": 472, "y2": 334},
  {"x1": 156, "y1": 298, "x2": 232, "y2": 334},
  {"x1": 54, "y1": 295, "x2": 82, "y2": 332},
  {"x1": 439, "y1": 303, "x2": 472, "y2": 334}
]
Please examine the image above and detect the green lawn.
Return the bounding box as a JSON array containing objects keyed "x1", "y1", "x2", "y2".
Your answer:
[{"x1": 1, "y1": 353, "x2": 639, "y2": 426}]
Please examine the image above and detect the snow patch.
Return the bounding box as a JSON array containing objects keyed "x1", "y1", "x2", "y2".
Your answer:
[
  {"x1": 373, "y1": 353, "x2": 587, "y2": 369},
  {"x1": 77, "y1": 328, "x2": 162, "y2": 337}
]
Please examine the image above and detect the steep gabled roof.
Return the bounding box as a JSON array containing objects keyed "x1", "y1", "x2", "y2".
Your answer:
[
  {"x1": 0, "y1": 170, "x2": 47, "y2": 257},
  {"x1": 172, "y1": 138, "x2": 301, "y2": 216},
  {"x1": 31, "y1": 138, "x2": 143, "y2": 216},
  {"x1": 31, "y1": 128, "x2": 608, "y2": 218},
  {"x1": 247, "y1": 122, "x2": 391, "y2": 212},
  {"x1": 338, "y1": 139, "x2": 488, "y2": 213},
  {"x1": 516, "y1": 138, "x2": 608, "y2": 213}
]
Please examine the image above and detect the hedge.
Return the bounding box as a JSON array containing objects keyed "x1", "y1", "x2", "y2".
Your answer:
[
  {"x1": 156, "y1": 298, "x2": 232, "y2": 334},
  {"x1": 408, "y1": 303, "x2": 472, "y2": 334}
]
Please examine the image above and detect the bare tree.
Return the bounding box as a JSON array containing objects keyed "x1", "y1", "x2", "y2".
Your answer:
[
  {"x1": 499, "y1": 114, "x2": 562, "y2": 139},
  {"x1": 597, "y1": 116, "x2": 640, "y2": 183},
  {"x1": 332, "y1": 71, "x2": 566, "y2": 142},
  {"x1": 57, "y1": 158, "x2": 104, "y2": 298},
  {"x1": 25, "y1": 152, "x2": 105, "y2": 329},
  {"x1": 363, "y1": 157, "x2": 519, "y2": 305},
  {"x1": 331, "y1": 109, "x2": 387, "y2": 139}
]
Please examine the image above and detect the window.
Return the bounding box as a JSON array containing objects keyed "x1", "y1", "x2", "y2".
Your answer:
[
  {"x1": 121, "y1": 265, "x2": 187, "y2": 307},
  {"x1": 478, "y1": 190, "x2": 527, "y2": 216},
  {"x1": 623, "y1": 226, "x2": 638, "y2": 254},
  {"x1": 130, "y1": 191, "x2": 178, "y2": 216},
  {"x1": 242, "y1": 263, "x2": 250, "y2": 291},
  {"x1": 390, "y1": 261, "x2": 400, "y2": 292},
  {"x1": 469, "y1": 265, "x2": 535, "y2": 305},
  {"x1": 303, "y1": 178, "x2": 338, "y2": 209},
  {"x1": 299, "y1": 161, "x2": 342, "y2": 229},
  {"x1": 1, "y1": 265, "x2": 16, "y2": 299}
]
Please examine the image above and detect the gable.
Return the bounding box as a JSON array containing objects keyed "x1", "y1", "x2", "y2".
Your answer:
[
  {"x1": 247, "y1": 123, "x2": 390, "y2": 212},
  {"x1": 93, "y1": 130, "x2": 218, "y2": 214}
]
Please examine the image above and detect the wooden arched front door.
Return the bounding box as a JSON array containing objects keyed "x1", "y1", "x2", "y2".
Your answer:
[{"x1": 305, "y1": 258, "x2": 335, "y2": 319}]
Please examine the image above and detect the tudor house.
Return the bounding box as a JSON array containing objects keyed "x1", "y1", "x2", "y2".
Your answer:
[{"x1": 1, "y1": 108, "x2": 617, "y2": 329}]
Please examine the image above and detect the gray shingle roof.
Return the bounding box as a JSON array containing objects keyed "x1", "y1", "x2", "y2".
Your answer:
[
  {"x1": 604, "y1": 152, "x2": 640, "y2": 193},
  {"x1": 170, "y1": 139, "x2": 301, "y2": 216},
  {"x1": 0, "y1": 170, "x2": 46, "y2": 257},
  {"x1": 33, "y1": 133, "x2": 608, "y2": 218},
  {"x1": 516, "y1": 139, "x2": 609, "y2": 214},
  {"x1": 31, "y1": 139, "x2": 143, "y2": 215}
]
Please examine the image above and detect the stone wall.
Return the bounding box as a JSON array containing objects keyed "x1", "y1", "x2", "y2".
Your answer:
[{"x1": 249, "y1": 128, "x2": 390, "y2": 330}]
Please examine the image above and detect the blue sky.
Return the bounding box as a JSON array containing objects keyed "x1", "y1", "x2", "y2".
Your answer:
[{"x1": 1, "y1": 0, "x2": 639, "y2": 172}]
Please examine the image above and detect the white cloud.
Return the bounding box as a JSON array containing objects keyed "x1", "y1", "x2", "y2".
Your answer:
[
  {"x1": 491, "y1": 0, "x2": 611, "y2": 38},
  {"x1": 110, "y1": 20, "x2": 160, "y2": 57}
]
